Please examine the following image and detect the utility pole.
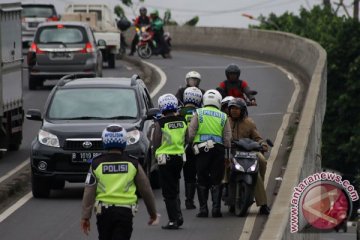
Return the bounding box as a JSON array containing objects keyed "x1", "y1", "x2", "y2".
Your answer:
[
  {"x1": 354, "y1": 0, "x2": 359, "y2": 20},
  {"x1": 323, "y1": 0, "x2": 332, "y2": 7}
]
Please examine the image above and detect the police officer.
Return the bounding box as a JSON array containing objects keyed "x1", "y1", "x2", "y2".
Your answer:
[
  {"x1": 188, "y1": 89, "x2": 232, "y2": 218},
  {"x1": 153, "y1": 94, "x2": 188, "y2": 229},
  {"x1": 179, "y1": 87, "x2": 203, "y2": 209},
  {"x1": 81, "y1": 124, "x2": 158, "y2": 240},
  {"x1": 175, "y1": 71, "x2": 205, "y2": 105}
]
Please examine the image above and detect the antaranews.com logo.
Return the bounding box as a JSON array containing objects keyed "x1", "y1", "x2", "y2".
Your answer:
[{"x1": 290, "y1": 172, "x2": 359, "y2": 233}]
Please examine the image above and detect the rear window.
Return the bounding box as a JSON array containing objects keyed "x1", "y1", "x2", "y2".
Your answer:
[
  {"x1": 22, "y1": 5, "x2": 56, "y2": 18},
  {"x1": 36, "y1": 26, "x2": 88, "y2": 44}
]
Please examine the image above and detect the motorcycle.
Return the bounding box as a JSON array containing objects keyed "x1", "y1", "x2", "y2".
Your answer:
[
  {"x1": 136, "y1": 25, "x2": 171, "y2": 59},
  {"x1": 225, "y1": 138, "x2": 272, "y2": 216}
]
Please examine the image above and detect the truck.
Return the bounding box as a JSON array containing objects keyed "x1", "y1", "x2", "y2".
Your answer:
[
  {"x1": 63, "y1": 4, "x2": 121, "y2": 69},
  {"x1": 0, "y1": 3, "x2": 24, "y2": 156}
]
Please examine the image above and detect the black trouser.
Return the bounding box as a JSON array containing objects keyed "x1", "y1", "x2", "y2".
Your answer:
[
  {"x1": 196, "y1": 145, "x2": 225, "y2": 187},
  {"x1": 183, "y1": 147, "x2": 197, "y2": 184},
  {"x1": 159, "y1": 155, "x2": 183, "y2": 199},
  {"x1": 96, "y1": 206, "x2": 133, "y2": 240},
  {"x1": 130, "y1": 34, "x2": 139, "y2": 54},
  {"x1": 153, "y1": 31, "x2": 169, "y2": 55}
]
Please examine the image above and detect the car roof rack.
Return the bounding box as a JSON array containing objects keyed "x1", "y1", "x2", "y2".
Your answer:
[
  {"x1": 131, "y1": 74, "x2": 141, "y2": 86},
  {"x1": 57, "y1": 74, "x2": 79, "y2": 86}
]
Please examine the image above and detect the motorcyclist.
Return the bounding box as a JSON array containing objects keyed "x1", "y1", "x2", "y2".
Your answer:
[
  {"x1": 175, "y1": 71, "x2": 205, "y2": 105},
  {"x1": 128, "y1": 7, "x2": 150, "y2": 56},
  {"x1": 188, "y1": 89, "x2": 232, "y2": 218},
  {"x1": 179, "y1": 87, "x2": 203, "y2": 209},
  {"x1": 217, "y1": 64, "x2": 257, "y2": 106},
  {"x1": 150, "y1": 9, "x2": 170, "y2": 57},
  {"x1": 227, "y1": 98, "x2": 270, "y2": 215},
  {"x1": 153, "y1": 94, "x2": 188, "y2": 229},
  {"x1": 80, "y1": 124, "x2": 159, "y2": 239}
]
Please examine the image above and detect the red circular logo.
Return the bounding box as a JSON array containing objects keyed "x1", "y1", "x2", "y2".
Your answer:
[{"x1": 301, "y1": 183, "x2": 349, "y2": 230}]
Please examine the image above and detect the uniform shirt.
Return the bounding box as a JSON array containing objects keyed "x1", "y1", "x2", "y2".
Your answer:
[
  {"x1": 188, "y1": 107, "x2": 232, "y2": 148},
  {"x1": 81, "y1": 152, "x2": 156, "y2": 220}
]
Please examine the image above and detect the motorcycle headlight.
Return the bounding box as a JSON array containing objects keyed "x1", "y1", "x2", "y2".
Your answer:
[
  {"x1": 127, "y1": 130, "x2": 140, "y2": 145},
  {"x1": 233, "y1": 159, "x2": 244, "y2": 172},
  {"x1": 38, "y1": 129, "x2": 60, "y2": 147},
  {"x1": 247, "y1": 161, "x2": 258, "y2": 172}
]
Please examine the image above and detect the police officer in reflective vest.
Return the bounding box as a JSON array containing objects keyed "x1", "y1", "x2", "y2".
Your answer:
[
  {"x1": 81, "y1": 124, "x2": 158, "y2": 240},
  {"x1": 179, "y1": 87, "x2": 203, "y2": 209},
  {"x1": 153, "y1": 94, "x2": 188, "y2": 229},
  {"x1": 188, "y1": 89, "x2": 232, "y2": 218}
]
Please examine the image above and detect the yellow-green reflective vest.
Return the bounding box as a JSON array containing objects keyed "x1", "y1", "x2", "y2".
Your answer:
[
  {"x1": 155, "y1": 115, "x2": 187, "y2": 156},
  {"x1": 179, "y1": 106, "x2": 196, "y2": 127},
  {"x1": 194, "y1": 106, "x2": 226, "y2": 144},
  {"x1": 94, "y1": 160, "x2": 137, "y2": 205}
]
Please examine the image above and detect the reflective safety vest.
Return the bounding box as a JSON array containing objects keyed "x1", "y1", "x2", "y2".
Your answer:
[
  {"x1": 88, "y1": 154, "x2": 138, "y2": 205},
  {"x1": 155, "y1": 115, "x2": 187, "y2": 156},
  {"x1": 194, "y1": 106, "x2": 226, "y2": 144}
]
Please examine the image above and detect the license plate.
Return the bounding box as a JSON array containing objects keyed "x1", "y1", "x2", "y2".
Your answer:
[
  {"x1": 28, "y1": 22, "x2": 39, "y2": 28},
  {"x1": 51, "y1": 52, "x2": 73, "y2": 59},
  {"x1": 72, "y1": 152, "x2": 102, "y2": 163}
]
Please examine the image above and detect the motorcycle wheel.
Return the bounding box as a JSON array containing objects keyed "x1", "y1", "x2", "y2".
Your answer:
[
  {"x1": 137, "y1": 44, "x2": 152, "y2": 59},
  {"x1": 235, "y1": 181, "x2": 253, "y2": 217}
]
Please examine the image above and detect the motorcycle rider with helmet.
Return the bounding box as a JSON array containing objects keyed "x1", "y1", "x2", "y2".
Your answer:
[
  {"x1": 81, "y1": 124, "x2": 159, "y2": 239},
  {"x1": 152, "y1": 94, "x2": 188, "y2": 229},
  {"x1": 217, "y1": 64, "x2": 257, "y2": 106},
  {"x1": 227, "y1": 98, "x2": 271, "y2": 215},
  {"x1": 128, "y1": 7, "x2": 150, "y2": 56},
  {"x1": 175, "y1": 71, "x2": 205, "y2": 105},
  {"x1": 188, "y1": 89, "x2": 232, "y2": 218},
  {"x1": 150, "y1": 9, "x2": 170, "y2": 57},
  {"x1": 220, "y1": 96, "x2": 235, "y2": 115},
  {"x1": 179, "y1": 87, "x2": 203, "y2": 209}
]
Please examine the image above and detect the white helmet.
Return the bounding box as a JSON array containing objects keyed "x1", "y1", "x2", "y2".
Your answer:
[
  {"x1": 183, "y1": 87, "x2": 203, "y2": 107},
  {"x1": 158, "y1": 93, "x2": 178, "y2": 113},
  {"x1": 203, "y1": 89, "x2": 222, "y2": 109},
  {"x1": 221, "y1": 96, "x2": 235, "y2": 107},
  {"x1": 185, "y1": 71, "x2": 201, "y2": 86}
]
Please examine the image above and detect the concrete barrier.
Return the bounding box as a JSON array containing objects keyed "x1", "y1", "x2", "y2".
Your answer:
[{"x1": 162, "y1": 26, "x2": 326, "y2": 239}]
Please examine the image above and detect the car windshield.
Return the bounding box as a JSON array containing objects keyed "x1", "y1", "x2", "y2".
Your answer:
[
  {"x1": 22, "y1": 6, "x2": 55, "y2": 18},
  {"x1": 38, "y1": 26, "x2": 85, "y2": 44},
  {"x1": 48, "y1": 88, "x2": 139, "y2": 120}
]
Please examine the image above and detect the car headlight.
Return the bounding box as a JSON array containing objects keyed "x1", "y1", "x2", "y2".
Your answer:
[
  {"x1": 127, "y1": 130, "x2": 140, "y2": 145},
  {"x1": 38, "y1": 129, "x2": 60, "y2": 147}
]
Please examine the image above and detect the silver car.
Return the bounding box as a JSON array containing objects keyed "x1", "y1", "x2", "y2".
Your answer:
[
  {"x1": 27, "y1": 22, "x2": 104, "y2": 90},
  {"x1": 21, "y1": 4, "x2": 59, "y2": 51}
]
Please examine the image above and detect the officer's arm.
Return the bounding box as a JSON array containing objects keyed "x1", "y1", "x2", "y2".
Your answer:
[
  {"x1": 152, "y1": 122, "x2": 162, "y2": 150},
  {"x1": 223, "y1": 119, "x2": 232, "y2": 159},
  {"x1": 135, "y1": 165, "x2": 157, "y2": 218},
  {"x1": 81, "y1": 185, "x2": 97, "y2": 220},
  {"x1": 187, "y1": 113, "x2": 199, "y2": 144}
]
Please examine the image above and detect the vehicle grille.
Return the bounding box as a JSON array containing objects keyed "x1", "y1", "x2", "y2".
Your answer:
[
  {"x1": 63, "y1": 139, "x2": 103, "y2": 151},
  {"x1": 28, "y1": 22, "x2": 40, "y2": 28}
]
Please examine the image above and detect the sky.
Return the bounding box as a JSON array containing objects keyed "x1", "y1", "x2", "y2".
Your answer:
[{"x1": 3, "y1": 0, "x2": 355, "y2": 28}]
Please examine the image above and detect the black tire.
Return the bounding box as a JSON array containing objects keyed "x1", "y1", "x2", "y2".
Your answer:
[
  {"x1": 51, "y1": 179, "x2": 65, "y2": 190},
  {"x1": 8, "y1": 130, "x2": 22, "y2": 151},
  {"x1": 235, "y1": 181, "x2": 253, "y2": 217},
  {"x1": 137, "y1": 44, "x2": 152, "y2": 59},
  {"x1": 108, "y1": 53, "x2": 115, "y2": 69},
  {"x1": 31, "y1": 172, "x2": 51, "y2": 198}
]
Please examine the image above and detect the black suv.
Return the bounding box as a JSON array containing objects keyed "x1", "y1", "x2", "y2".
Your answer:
[{"x1": 26, "y1": 75, "x2": 159, "y2": 198}]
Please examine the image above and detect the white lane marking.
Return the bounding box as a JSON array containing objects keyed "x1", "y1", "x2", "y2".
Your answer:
[
  {"x1": 0, "y1": 192, "x2": 32, "y2": 223},
  {"x1": 126, "y1": 66, "x2": 133, "y2": 71},
  {"x1": 141, "y1": 60, "x2": 167, "y2": 98},
  {"x1": 0, "y1": 59, "x2": 167, "y2": 223},
  {"x1": 0, "y1": 160, "x2": 29, "y2": 185},
  {"x1": 238, "y1": 61, "x2": 300, "y2": 240}
]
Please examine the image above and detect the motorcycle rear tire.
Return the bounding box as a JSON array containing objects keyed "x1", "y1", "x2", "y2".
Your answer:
[
  {"x1": 235, "y1": 181, "x2": 253, "y2": 217},
  {"x1": 137, "y1": 45, "x2": 152, "y2": 59}
]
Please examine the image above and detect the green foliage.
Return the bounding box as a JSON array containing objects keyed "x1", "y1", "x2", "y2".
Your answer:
[
  {"x1": 184, "y1": 16, "x2": 199, "y2": 26},
  {"x1": 114, "y1": 5, "x2": 125, "y2": 18},
  {"x1": 252, "y1": 6, "x2": 360, "y2": 182}
]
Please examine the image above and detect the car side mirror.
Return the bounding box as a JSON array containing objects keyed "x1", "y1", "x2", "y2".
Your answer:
[
  {"x1": 146, "y1": 108, "x2": 160, "y2": 120},
  {"x1": 26, "y1": 109, "x2": 42, "y2": 121},
  {"x1": 97, "y1": 39, "x2": 106, "y2": 49}
]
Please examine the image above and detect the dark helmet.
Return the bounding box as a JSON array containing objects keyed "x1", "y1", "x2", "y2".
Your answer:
[
  {"x1": 228, "y1": 98, "x2": 248, "y2": 119},
  {"x1": 225, "y1": 63, "x2": 241, "y2": 79},
  {"x1": 139, "y1": 7, "x2": 147, "y2": 15}
]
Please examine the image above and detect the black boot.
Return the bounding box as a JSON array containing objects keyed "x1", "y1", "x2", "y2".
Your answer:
[
  {"x1": 162, "y1": 199, "x2": 180, "y2": 230},
  {"x1": 185, "y1": 183, "x2": 196, "y2": 209},
  {"x1": 176, "y1": 196, "x2": 184, "y2": 226},
  {"x1": 211, "y1": 185, "x2": 223, "y2": 218},
  {"x1": 196, "y1": 185, "x2": 209, "y2": 218}
]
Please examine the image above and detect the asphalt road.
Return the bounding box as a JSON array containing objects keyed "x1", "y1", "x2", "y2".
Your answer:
[{"x1": 0, "y1": 51, "x2": 349, "y2": 240}]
